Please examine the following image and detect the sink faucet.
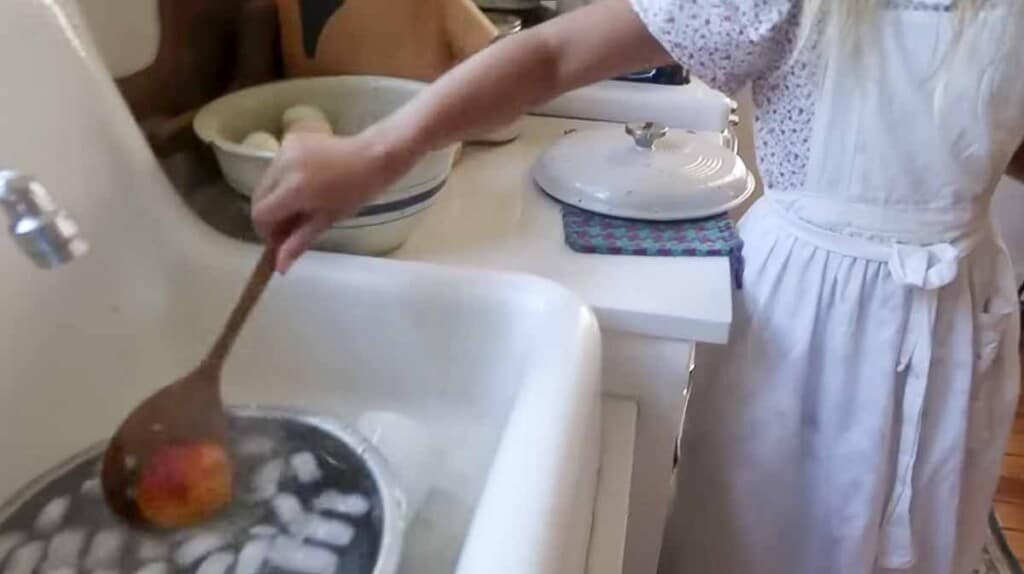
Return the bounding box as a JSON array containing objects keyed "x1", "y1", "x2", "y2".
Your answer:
[{"x1": 0, "y1": 171, "x2": 88, "y2": 268}]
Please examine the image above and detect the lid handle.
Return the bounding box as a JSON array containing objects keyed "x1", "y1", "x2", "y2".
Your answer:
[{"x1": 625, "y1": 122, "x2": 668, "y2": 149}]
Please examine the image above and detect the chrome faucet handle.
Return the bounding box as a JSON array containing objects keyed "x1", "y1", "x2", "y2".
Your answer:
[
  {"x1": 625, "y1": 121, "x2": 669, "y2": 149},
  {"x1": 0, "y1": 171, "x2": 88, "y2": 268},
  {"x1": 0, "y1": 171, "x2": 55, "y2": 219}
]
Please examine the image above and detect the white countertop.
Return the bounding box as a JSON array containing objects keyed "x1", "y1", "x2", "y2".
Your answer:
[{"x1": 391, "y1": 115, "x2": 734, "y2": 343}]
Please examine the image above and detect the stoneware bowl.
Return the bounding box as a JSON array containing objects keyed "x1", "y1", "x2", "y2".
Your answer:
[{"x1": 194, "y1": 76, "x2": 457, "y2": 255}]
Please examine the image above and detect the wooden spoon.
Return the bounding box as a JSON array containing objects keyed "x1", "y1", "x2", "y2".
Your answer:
[{"x1": 101, "y1": 244, "x2": 278, "y2": 529}]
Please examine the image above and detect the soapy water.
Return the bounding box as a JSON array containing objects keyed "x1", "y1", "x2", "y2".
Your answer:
[{"x1": 0, "y1": 417, "x2": 382, "y2": 574}]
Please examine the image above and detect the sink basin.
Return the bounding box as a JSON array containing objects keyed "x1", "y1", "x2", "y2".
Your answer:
[{"x1": 0, "y1": 2, "x2": 602, "y2": 573}]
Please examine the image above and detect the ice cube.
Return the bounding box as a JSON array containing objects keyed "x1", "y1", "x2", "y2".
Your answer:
[
  {"x1": 237, "y1": 436, "x2": 275, "y2": 458},
  {"x1": 266, "y1": 537, "x2": 336, "y2": 574},
  {"x1": 288, "y1": 453, "x2": 322, "y2": 485},
  {"x1": 3, "y1": 540, "x2": 45, "y2": 574},
  {"x1": 43, "y1": 528, "x2": 87, "y2": 569},
  {"x1": 196, "y1": 550, "x2": 234, "y2": 574},
  {"x1": 249, "y1": 459, "x2": 285, "y2": 501},
  {"x1": 135, "y1": 537, "x2": 169, "y2": 562},
  {"x1": 233, "y1": 539, "x2": 270, "y2": 574},
  {"x1": 0, "y1": 532, "x2": 27, "y2": 566},
  {"x1": 247, "y1": 526, "x2": 278, "y2": 538},
  {"x1": 79, "y1": 480, "x2": 101, "y2": 498},
  {"x1": 292, "y1": 516, "x2": 354, "y2": 548},
  {"x1": 173, "y1": 533, "x2": 230, "y2": 567},
  {"x1": 311, "y1": 491, "x2": 371, "y2": 518},
  {"x1": 271, "y1": 493, "x2": 305, "y2": 528},
  {"x1": 134, "y1": 562, "x2": 170, "y2": 574},
  {"x1": 83, "y1": 529, "x2": 124, "y2": 570},
  {"x1": 34, "y1": 497, "x2": 71, "y2": 535}
]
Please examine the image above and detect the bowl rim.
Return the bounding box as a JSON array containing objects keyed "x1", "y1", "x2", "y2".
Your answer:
[{"x1": 193, "y1": 75, "x2": 433, "y2": 160}]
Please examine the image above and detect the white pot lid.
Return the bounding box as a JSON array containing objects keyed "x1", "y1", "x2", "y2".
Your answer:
[{"x1": 532, "y1": 122, "x2": 755, "y2": 221}]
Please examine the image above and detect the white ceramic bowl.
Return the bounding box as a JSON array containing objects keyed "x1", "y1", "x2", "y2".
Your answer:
[
  {"x1": 193, "y1": 76, "x2": 457, "y2": 255},
  {"x1": 317, "y1": 185, "x2": 441, "y2": 256}
]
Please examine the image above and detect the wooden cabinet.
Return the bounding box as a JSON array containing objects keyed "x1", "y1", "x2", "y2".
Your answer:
[
  {"x1": 115, "y1": 0, "x2": 281, "y2": 156},
  {"x1": 111, "y1": 0, "x2": 496, "y2": 156}
]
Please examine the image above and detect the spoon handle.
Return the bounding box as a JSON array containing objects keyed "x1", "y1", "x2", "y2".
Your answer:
[{"x1": 204, "y1": 245, "x2": 278, "y2": 368}]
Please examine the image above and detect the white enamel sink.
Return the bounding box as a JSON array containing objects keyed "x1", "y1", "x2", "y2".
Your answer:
[{"x1": 0, "y1": 2, "x2": 602, "y2": 573}]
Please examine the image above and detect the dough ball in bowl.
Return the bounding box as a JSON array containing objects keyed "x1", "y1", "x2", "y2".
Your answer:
[
  {"x1": 241, "y1": 131, "x2": 281, "y2": 152},
  {"x1": 281, "y1": 105, "x2": 332, "y2": 135},
  {"x1": 284, "y1": 119, "x2": 333, "y2": 136}
]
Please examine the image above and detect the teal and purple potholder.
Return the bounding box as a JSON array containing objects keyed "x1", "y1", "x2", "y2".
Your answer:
[{"x1": 561, "y1": 205, "x2": 745, "y2": 289}]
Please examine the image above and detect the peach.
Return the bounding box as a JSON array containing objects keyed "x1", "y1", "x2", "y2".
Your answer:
[{"x1": 135, "y1": 441, "x2": 233, "y2": 529}]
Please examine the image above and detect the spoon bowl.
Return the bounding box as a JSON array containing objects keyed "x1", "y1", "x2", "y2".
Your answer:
[{"x1": 101, "y1": 245, "x2": 277, "y2": 529}]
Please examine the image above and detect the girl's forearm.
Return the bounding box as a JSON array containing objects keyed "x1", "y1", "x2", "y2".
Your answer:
[{"x1": 366, "y1": 0, "x2": 670, "y2": 164}]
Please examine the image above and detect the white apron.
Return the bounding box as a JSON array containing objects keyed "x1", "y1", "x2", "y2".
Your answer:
[{"x1": 659, "y1": 6, "x2": 1024, "y2": 574}]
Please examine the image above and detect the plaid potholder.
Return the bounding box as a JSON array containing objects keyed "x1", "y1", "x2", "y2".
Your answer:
[{"x1": 561, "y1": 205, "x2": 745, "y2": 289}]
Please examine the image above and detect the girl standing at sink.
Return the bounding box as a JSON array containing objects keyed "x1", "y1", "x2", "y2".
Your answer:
[{"x1": 251, "y1": 1, "x2": 1024, "y2": 572}]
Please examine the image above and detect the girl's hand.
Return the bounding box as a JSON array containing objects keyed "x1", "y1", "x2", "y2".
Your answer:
[{"x1": 251, "y1": 130, "x2": 414, "y2": 273}]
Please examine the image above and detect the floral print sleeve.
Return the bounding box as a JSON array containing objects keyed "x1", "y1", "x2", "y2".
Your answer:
[{"x1": 628, "y1": 0, "x2": 800, "y2": 95}]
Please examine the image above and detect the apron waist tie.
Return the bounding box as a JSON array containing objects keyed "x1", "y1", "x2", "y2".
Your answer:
[{"x1": 764, "y1": 200, "x2": 986, "y2": 569}]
